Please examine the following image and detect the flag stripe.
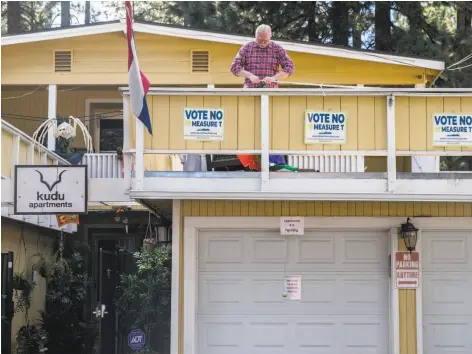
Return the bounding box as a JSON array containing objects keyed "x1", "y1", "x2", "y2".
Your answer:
[{"x1": 125, "y1": 1, "x2": 152, "y2": 135}]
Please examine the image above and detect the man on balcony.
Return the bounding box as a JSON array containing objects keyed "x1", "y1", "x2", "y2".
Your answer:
[
  {"x1": 230, "y1": 24, "x2": 295, "y2": 88},
  {"x1": 230, "y1": 24, "x2": 295, "y2": 170}
]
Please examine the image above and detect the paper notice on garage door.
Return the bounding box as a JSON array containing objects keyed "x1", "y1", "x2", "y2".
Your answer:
[{"x1": 284, "y1": 275, "x2": 301, "y2": 300}]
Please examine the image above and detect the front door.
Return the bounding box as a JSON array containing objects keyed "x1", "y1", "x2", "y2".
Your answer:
[{"x1": 97, "y1": 248, "x2": 118, "y2": 354}]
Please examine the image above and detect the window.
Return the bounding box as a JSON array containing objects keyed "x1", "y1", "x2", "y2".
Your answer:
[{"x1": 99, "y1": 119, "x2": 123, "y2": 152}]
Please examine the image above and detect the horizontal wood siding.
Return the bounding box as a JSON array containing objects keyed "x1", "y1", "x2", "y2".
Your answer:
[
  {"x1": 178, "y1": 200, "x2": 471, "y2": 354},
  {"x1": 2, "y1": 33, "x2": 428, "y2": 86},
  {"x1": 180, "y1": 200, "x2": 472, "y2": 217},
  {"x1": 396, "y1": 96, "x2": 472, "y2": 152}
]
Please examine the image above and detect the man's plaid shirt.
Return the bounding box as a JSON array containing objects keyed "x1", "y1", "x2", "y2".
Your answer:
[{"x1": 230, "y1": 41, "x2": 295, "y2": 88}]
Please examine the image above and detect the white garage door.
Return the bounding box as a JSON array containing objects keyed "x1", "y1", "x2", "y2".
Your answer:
[
  {"x1": 197, "y1": 229, "x2": 389, "y2": 354},
  {"x1": 423, "y1": 231, "x2": 472, "y2": 354}
]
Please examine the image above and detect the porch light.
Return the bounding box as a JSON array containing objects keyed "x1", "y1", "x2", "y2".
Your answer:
[{"x1": 400, "y1": 217, "x2": 418, "y2": 252}]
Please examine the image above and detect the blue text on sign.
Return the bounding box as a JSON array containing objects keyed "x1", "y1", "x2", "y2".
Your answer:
[
  {"x1": 185, "y1": 109, "x2": 223, "y2": 120},
  {"x1": 307, "y1": 112, "x2": 345, "y2": 124}
]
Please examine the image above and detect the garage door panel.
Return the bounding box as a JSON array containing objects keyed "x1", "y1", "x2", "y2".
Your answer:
[
  {"x1": 198, "y1": 273, "x2": 388, "y2": 316},
  {"x1": 199, "y1": 230, "x2": 388, "y2": 272},
  {"x1": 423, "y1": 231, "x2": 472, "y2": 354},
  {"x1": 423, "y1": 274, "x2": 472, "y2": 315},
  {"x1": 424, "y1": 317, "x2": 472, "y2": 354},
  {"x1": 198, "y1": 316, "x2": 389, "y2": 354},
  {"x1": 198, "y1": 320, "x2": 245, "y2": 354},
  {"x1": 423, "y1": 231, "x2": 472, "y2": 271}
]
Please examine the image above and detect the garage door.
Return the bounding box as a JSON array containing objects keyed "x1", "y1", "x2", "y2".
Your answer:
[
  {"x1": 423, "y1": 231, "x2": 472, "y2": 354},
  {"x1": 197, "y1": 229, "x2": 389, "y2": 354}
]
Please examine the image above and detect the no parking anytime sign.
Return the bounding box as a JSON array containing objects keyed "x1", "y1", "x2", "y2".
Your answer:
[{"x1": 395, "y1": 252, "x2": 419, "y2": 289}]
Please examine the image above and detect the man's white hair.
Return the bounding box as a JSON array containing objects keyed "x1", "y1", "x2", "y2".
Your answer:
[{"x1": 256, "y1": 24, "x2": 271, "y2": 35}]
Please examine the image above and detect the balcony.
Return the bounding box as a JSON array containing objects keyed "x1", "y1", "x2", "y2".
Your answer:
[
  {"x1": 1, "y1": 120, "x2": 75, "y2": 230},
  {"x1": 119, "y1": 87, "x2": 472, "y2": 202},
  {"x1": 1, "y1": 121, "x2": 133, "y2": 228}
]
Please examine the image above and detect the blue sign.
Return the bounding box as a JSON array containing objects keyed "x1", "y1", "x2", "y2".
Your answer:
[{"x1": 128, "y1": 329, "x2": 146, "y2": 351}]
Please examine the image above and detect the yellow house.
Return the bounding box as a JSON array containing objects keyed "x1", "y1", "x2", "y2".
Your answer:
[{"x1": 2, "y1": 20, "x2": 472, "y2": 354}]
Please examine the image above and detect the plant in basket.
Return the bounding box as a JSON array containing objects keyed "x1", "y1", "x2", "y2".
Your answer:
[{"x1": 143, "y1": 237, "x2": 157, "y2": 252}]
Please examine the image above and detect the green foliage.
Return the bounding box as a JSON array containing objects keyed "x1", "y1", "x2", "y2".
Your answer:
[
  {"x1": 440, "y1": 156, "x2": 472, "y2": 171},
  {"x1": 37, "y1": 252, "x2": 98, "y2": 354},
  {"x1": 12, "y1": 272, "x2": 36, "y2": 319},
  {"x1": 15, "y1": 323, "x2": 47, "y2": 354},
  {"x1": 116, "y1": 247, "x2": 171, "y2": 354}
]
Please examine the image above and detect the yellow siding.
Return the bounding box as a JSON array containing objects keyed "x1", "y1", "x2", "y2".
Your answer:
[
  {"x1": 137, "y1": 94, "x2": 472, "y2": 154},
  {"x1": 396, "y1": 96, "x2": 472, "y2": 152},
  {"x1": 178, "y1": 200, "x2": 472, "y2": 354},
  {"x1": 139, "y1": 95, "x2": 386, "y2": 152},
  {"x1": 2, "y1": 130, "x2": 13, "y2": 177},
  {"x1": 1, "y1": 218, "x2": 56, "y2": 347},
  {"x1": 2, "y1": 33, "x2": 430, "y2": 86},
  {"x1": 1, "y1": 89, "x2": 121, "y2": 149}
]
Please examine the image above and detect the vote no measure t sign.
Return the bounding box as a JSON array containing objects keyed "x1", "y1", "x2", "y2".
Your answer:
[{"x1": 128, "y1": 329, "x2": 146, "y2": 351}]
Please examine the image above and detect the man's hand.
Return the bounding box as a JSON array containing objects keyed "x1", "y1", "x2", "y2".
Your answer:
[
  {"x1": 249, "y1": 75, "x2": 261, "y2": 84},
  {"x1": 263, "y1": 76, "x2": 277, "y2": 84}
]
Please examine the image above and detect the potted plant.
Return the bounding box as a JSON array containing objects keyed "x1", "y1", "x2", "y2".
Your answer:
[
  {"x1": 16, "y1": 323, "x2": 47, "y2": 354},
  {"x1": 143, "y1": 237, "x2": 157, "y2": 252}
]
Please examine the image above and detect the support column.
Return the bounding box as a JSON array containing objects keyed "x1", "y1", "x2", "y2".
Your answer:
[
  {"x1": 387, "y1": 94, "x2": 397, "y2": 193},
  {"x1": 47, "y1": 84, "x2": 57, "y2": 151},
  {"x1": 122, "y1": 96, "x2": 132, "y2": 187},
  {"x1": 135, "y1": 107, "x2": 144, "y2": 190},
  {"x1": 260, "y1": 95, "x2": 270, "y2": 189}
]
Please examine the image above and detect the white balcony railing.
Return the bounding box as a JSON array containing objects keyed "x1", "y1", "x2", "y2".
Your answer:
[
  {"x1": 81, "y1": 153, "x2": 123, "y2": 179},
  {"x1": 288, "y1": 155, "x2": 365, "y2": 172},
  {"x1": 118, "y1": 87, "x2": 472, "y2": 202}
]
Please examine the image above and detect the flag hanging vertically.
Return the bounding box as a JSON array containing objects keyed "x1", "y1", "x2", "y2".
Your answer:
[{"x1": 125, "y1": 1, "x2": 153, "y2": 135}]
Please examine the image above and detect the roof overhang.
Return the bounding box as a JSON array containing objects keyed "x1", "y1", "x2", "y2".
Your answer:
[{"x1": 1, "y1": 20, "x2": 445, "y2": 71}]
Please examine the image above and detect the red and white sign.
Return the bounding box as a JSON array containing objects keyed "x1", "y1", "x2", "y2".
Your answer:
[{"x1": 395, "y1": 251, "x2": 419, "y2": 289}]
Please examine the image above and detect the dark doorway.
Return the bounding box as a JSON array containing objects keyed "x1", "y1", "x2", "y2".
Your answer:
[
  {"x1": 92, "y1": 235, "x2": 138, "y2": 354},
  {"x1": 1, "y1": 252, "x2": 14, "y2": 354},
  {"x1": 97, "y1": 247, "x2": 118, "y2": 354}
]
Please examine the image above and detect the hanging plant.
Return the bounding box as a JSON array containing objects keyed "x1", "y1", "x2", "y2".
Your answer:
[
  {"x1": 13, "y1": 272, "x2": 36, "y2": 318},
  {"x1": 143, "y1": 237, "x2": 157, "y2": 252}
]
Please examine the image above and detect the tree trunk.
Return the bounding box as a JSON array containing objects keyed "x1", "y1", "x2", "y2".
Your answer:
[
  {"x1": 351, "y1": 2, "x2": 362, "y2": 49},
  {"x1": 61, "y1": 1, "x2": 70, "y2": 27},
  {"x1": 306, "y1": 2, "x2": 318, "y2": 42},
  {"x1": 456, "y1": 2, "x2": 472, "y2": 37},
  {"x1": 331, "y1": 1, "x2": 349, "y2": 46},
  {"x1": 375, "y1": 1, "x2": 391, "y2": 51},
  {"x1": 7, "y1": 1, "x2": 22, "y2": 34},
  {"x1": 85, "y1": 1, "x2": 91, "y2": 24}
]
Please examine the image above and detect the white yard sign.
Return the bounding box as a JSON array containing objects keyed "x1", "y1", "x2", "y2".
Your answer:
[
  {"x1": 284, "y1": 275, "x2": 301, "y2": 300},
  {"x1": 14, "y1": 165, "x2": 87, "y2": 215},
  {"x1": 432, "y1": 112, "x2": 472, "y2": 146},
  {"x1": 280, "y1": 217, "x2": 304, "y2": 235},
  {"x1": 305, "y1": 110, "x2": 347, "y2": 144},
  {"x1": 183, "y1": 108, "x2": 225, "y2": 140}
]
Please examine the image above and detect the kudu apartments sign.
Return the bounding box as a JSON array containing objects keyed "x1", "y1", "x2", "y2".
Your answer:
[{"x1": 14, "y1": 165, "x2": 87, "y2": 215}]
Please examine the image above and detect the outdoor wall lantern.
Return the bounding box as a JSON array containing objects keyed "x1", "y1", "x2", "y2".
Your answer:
[{"x1": 400, "y1": 217, "x2": 418, "y2": 252}]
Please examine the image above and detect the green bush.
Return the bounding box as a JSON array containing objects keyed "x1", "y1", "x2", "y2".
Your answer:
[{"x1": 116, "y1": 247, "x2": 171, "y2": 354}]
